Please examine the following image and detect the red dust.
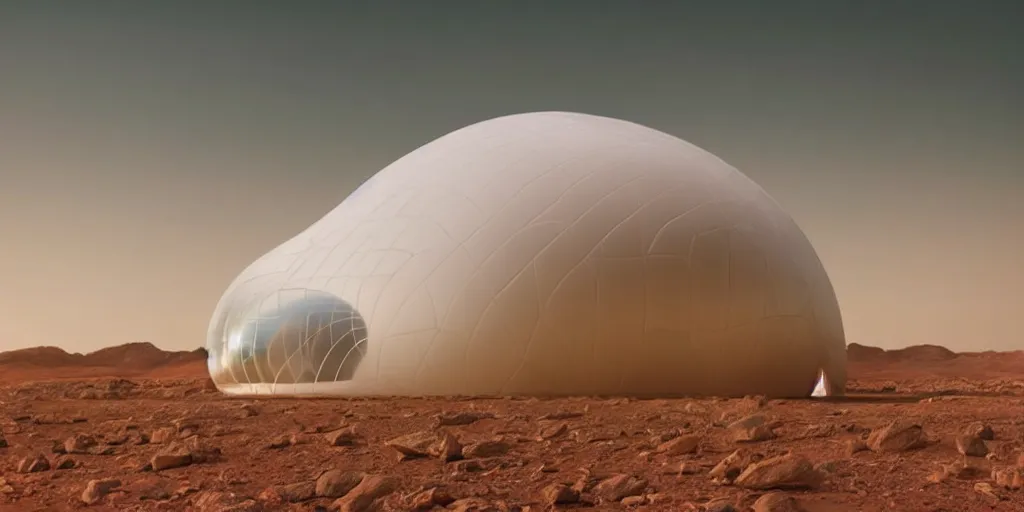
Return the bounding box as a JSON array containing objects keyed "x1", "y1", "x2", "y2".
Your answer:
[{"x1": 0, "y1": 343, "x2": 1021, "y2": 511}]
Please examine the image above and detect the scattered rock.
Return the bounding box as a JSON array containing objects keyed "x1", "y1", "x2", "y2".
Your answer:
[
  {"x1": 955, "y1": 434, "x2": 988, "y2": 457},
  {"x1": 16, "y1": 453, "x2": 50, "y2": 473},
  {"x1": 973, "y1": 482, "x2": 1001, "y2": 500},
  {"x1": 734, "y1": 454, "x2": 822, "y2": 490},
  {"x1": 867, "y1": 420, "x2": 927, "y2": 453},
  {"x1": 845, "y1": 438, "x2": 868, "y2": 456},
  {"x1": 928, "y1": 460, "x2": 988, "y2": 482},
  {"x1": 752, "y1": 491, "x2": 806, "y2": 512},
  {"x1": 656, "y1": 434, "x2": 700, "y2": 455},
  {"x1": 55, "y1": 456, "x2": 78, "y2": 469},
  {"x1": 150, "y1": 427, "x2": 175, "y2": 445},
  {"x1": 592, "y1": 474, "x2": 647, "y2": 502},
  {"x1": 538, "y1": 421, "x2": 569, "y2": 440},
  {"x1": 408, "y1": 487, "x2": 456, "y2": 509},
  {"x1": 386, "y1": 430, "x2": 442, "y2": 459},
  {"x1": 964, "y1": 422, "x2": 995, "y2": 440},
  {"x1": 151, "y1": 444, "x2": 192, "y2": 471},
  {"x1": 325, "y1": 426, "x2": 359, "y2": 446},
  {"x1": 436, "y1": 411, "x2": 494, "y2": 426},
  {"x1": 539, "y1": 410, "x2": 584, "y2": 420},
  {"x1": 541, "y1": 483, "x2": 580, "y2": 505},
  {"x1": 437, "y1": 431, "x2": 464, "y2": 462},
  {"x1": 710, "y1": 449, "x2": 763, "y2": 483},
  {"x1": 316, "y1": 470, "x2": 366, "y2": 498},
  {"x1": 266, "y1": 435, "x2": 292, "y2": 450},
  {"x1": 331, "y1": 474, "x2": 399, "y2": 512},
  {"x1": 64, "y1": 433, "x2": 98, "y2": 454},
  {"x1": 448, "y1": 497, "x2": 498, "y2": 512},
  {"x1": 81, "y1": 479, "x2": 121, "y2": 505},
  {"x1": 462, "y1": 438, "x2": 510, "y2": 459},
  {"x1": 733, "y1": 424, "x2": 777, "y2": 443},
  {"x1": 992, "y1": 467, "x2": 1023, "y2": 490}
]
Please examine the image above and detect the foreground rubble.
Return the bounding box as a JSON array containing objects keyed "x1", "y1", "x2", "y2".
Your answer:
[{"x1": 1, "y1": 377, "x2": 1023, "y2": 511}]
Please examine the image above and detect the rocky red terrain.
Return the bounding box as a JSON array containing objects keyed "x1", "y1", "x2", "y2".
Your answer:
[{"x1": 0, "y1": 343, "x2": 1022, "y2": 511}]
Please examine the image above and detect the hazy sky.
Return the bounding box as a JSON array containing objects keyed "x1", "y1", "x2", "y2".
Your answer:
[{"x1": 1, "y1": 1, "x2": 1021, "y2": 354}]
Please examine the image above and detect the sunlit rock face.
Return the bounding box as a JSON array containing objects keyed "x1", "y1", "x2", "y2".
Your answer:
[{"x1": 206, "y1": 112, "x2": 847, "y2": 398}]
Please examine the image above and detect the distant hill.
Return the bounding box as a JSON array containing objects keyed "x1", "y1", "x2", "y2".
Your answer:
[
  {"x1": 846, "y1": 342, "x2": 957, "y2": 363},
  {"x1": 846, "y1": 342, "x2": 1023, "y2": 381},
  {"x1": 0, "y1": 341, "x2": 1019, "y2": 384},
  {"x1": 0, "y1": 342, "x2": 208, "y2": 382}
]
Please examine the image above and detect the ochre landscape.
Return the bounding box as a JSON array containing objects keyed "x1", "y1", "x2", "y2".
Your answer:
[{"x1": 1, "y1": 343, "x2": 1022, "y2": 511}]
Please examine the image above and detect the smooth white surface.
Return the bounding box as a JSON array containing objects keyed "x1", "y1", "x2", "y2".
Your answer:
[{"x1": 206, "y1": 112, "x2": 847, "y2": 397}]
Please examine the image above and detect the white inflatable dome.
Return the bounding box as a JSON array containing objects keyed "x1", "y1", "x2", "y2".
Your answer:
[{"x1": 206, "y1": 112, "x2": 847, "y2": 398}]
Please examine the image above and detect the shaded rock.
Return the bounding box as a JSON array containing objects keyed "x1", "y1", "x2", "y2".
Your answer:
[
  {"x1": 621, "y1": 495, "x2": 647, "y2": 507},
  {"x1": 325, "y1": 426, "x2": 359, "y2": 447},
  {"x1": 752, "y1": 491, "x2": 806, "y2": 512},
  {"x1": 64, "y1": 434, "x2": 98, "y2": 454},
  {"x1": 592, "y1": 474, "x2": 647, "y2": 502},
  {"x1": 728, "y1": 414, "x2": 768, "y2": 430},
  {"x1": 17, "y1": 453, "x2": 50, "y2": 473},
  {"x1": 51, "y1": 439, "x2": 66, "y2": 454},
  {"x1": 437, "y1": 431, "x2": 464, "y2": 462},
  {"x1": 331, "y1": 474, "x2": 399, "y2": 512},
  {"x1": 436, "y1": 411, "x2": 494, "y2": 426},
  {"x1": 126, "y1": 477, "x2": 175, "y2": 500},
  {"x1": 192, "y1": 490, "x2": 260, "y2": 511},
  {"x1": 656, "y1": 434, "x2": 700, "y2": 455},
  {"x1": 992, "y1": 467, "x2": 1023, "y2": 490},
  {"x1": 265, "y1": 435, "x2": 292, "y2": 450},
  {"x1": 463, "y1": 438, "x2": 510, "y2": 459},
  {"x1": 710, "y1": 449, "x2": 763, "y2": 483},
  {"x1": 261, "y1": 481, "x2": 315, "y2": 503},
  {"x1": 539, "y1": 410, "x2": 584, "y2": 420},
  {"x1": 800, "y1": 424, "x2": 836, "y2": 439},
  {"x1": 734, "y1": 454, "x2": 822, "y2": 490},
  {"x1": 928, "y1": 460, "x2": 988, "y2": 482},
  {"x1": 386, "y1": 430, "x2": 441, "y2": 459},
  {"x1": 733, "y1": 424, "x2": 777, "y2": 443},
  {"x1": 0, "y1": 433, "x2": 7, "y2": 448},
  {"x1": 866, "y1": 420, "x2": 927, "y2": 453},
  {"x1": 541, "y1": 483, "x2": 579, "y2": 505},
  {"x1": 973, "y1": 482, "x2": 1001, "y2": 500},
  {"x1": 150, "y1": 427, "x2": 175, "y2": 445},
  {"x1": 183, "y1": 435, "x2": 222, "y2": 463},
  {"x1": 55, "y1": 456, "x2": 78, "y2": 470},
  {"x1": 449, "y1": 497, "x2": 499, "y2": 512},
  {"x1": 408, "y1": 487, "x2": 456, "y2": 509},
  {"x1": 81, "y1": 479, "x2": 121, "y2": 505},
  {"x1": 964, "y1": 422, "x2": 995, "y2": 441},
  {"x1": 316, "y1": 470, "x2": 365, "y2": 498},
  {"x1": 538, "y1": 422, "x2": 569, "y2": 440},
  {"x1": 845, "y1": 439, "x2": 868, "y2": 456},
  {"x1": 151, "y1": 444, "x2": 192, "y2": 471},
  {"x1": 955, "y1": 434, "x2": 988, "y2": 457}
]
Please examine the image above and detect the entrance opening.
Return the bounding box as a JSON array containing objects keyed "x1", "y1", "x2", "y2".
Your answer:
[
  {"x1": 221, "y1": 289, "x2": 367, "y2": 385},
  {"x1": 810, "y1": 369, "x2": 828, "y2": 397}
]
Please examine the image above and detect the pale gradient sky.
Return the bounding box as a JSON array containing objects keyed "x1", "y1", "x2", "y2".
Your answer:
[{"x1": 1, "y1": 1, "x2": 1022, "y2": 354}]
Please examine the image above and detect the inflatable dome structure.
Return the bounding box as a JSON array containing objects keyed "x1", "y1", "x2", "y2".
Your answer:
[{"x1": 206, "y1": 112, "x2": 847, "y2": 398}]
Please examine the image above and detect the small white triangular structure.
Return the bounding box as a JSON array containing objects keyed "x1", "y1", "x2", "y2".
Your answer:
[{"x1": 811, "y1": 371, "x2": 828, "y2": 397}]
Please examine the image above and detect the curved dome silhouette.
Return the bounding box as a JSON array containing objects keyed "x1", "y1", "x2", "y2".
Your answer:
[{"x1": 206, "y1": 112, "x2": 847, "y2": 398}]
